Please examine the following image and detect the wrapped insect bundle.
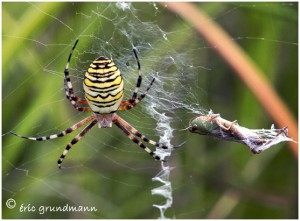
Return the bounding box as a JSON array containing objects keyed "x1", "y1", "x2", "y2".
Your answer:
[{"x1": 189, "y1": 111, "x2": 295, "y2": 154}]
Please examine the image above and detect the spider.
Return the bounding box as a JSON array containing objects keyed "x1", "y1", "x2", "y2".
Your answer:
[{"x1": 10, "y1": 39, "x2": 174, "y2": 168}]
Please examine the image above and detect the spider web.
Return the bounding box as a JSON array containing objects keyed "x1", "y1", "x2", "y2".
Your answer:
[{"x1": 2, "y1": 2, "x2": 297, "y2": 219}]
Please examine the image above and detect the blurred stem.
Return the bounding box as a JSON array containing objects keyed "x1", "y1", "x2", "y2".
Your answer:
[{"x1": 163, "y1": 2, "x2": 298, "y2": 158}]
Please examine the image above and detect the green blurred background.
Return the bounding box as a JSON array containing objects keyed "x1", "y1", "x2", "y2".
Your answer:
[{"x1": 2, "y1": 2, "x2": 298, "y2": 219}]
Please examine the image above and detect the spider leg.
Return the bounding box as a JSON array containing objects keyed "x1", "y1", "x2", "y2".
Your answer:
[
  {"x1": 64, "y1": 79, "x2": 88, "y2": 104},
  {"x1": 114, "y1": 115, "x2": 172, "y2": 149},
  {"x1": 10, "y1": 115, "x2": 95, "y2": 141},
  {"x1": 113, "y1": 115, "x2": 166, "y2": 162},
  {"x1": 131, "y1": 48, "x2": 142, "y2": 100},
  {"x1": 64, "y1": 39, "x2": 91, "y2": 112},
  {"x1": 57, "y1": 119, "x2": 97, "y2": 169},
  {"x1": 118, "y1": 48, "x2": 156, "y2": 111},
  {"x1": 118, "y1": 78, "x2": 155, "y2": 111}
]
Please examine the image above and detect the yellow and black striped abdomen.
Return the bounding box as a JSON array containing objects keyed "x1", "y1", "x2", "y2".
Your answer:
[{"x1": 83, "y1": 56, "x2": 124, "y2": 114}]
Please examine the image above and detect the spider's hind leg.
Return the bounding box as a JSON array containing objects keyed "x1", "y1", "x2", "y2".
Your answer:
[
  {"x1": 63, "y1": 39, "x2": 91, "y2": 112},
  {"x1": 118, "y1": 78, "x2": 155, "y2": 111}
]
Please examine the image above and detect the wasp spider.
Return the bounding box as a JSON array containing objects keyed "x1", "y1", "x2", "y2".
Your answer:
[{"x1": 11, "y1": 39, "x2": 174, "y2": 168}]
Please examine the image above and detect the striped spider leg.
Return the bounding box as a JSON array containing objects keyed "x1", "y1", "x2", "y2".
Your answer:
[
  {"x1": 10, "y1": 115, "x2": 97, "y2": 168},
  {"x1": 10, "y1": 39, "x2": 175, "y2": 168},
  {"x1": 118, "y1": 47, "x2": 156, "y2": 111},
  {"x1": 63, "y1": 39, "x2": 91, "y2": 112},
  {"x1": 112, "y1": 114, "x2": 170, "y2": 162}
]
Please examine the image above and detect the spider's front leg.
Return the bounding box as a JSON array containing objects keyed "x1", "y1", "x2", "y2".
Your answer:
[
  {"x1": 112, "y1": 114, "x2": 175, "y2": 162},
  {"x1": 114, "y1": 114, "x2": 172, "y2": 150},
  {"x1": 57, "y1": 119, "x2": 97, "y2": 169},
  {"x1": 10, "y1": 115, "x2": 95, "y2": 142},
  {"x1": 113, "y1": 118, "x2": 165, "y2": 162}
]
